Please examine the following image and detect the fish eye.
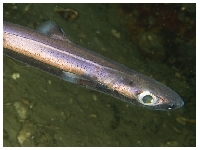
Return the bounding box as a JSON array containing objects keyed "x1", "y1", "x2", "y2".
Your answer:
[{"x1": 137, "y1": 91, "x2": 158, "y2": 105}]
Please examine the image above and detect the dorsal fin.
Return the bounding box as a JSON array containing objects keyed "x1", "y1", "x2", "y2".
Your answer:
[{"x1": 36, "y1": 20, "x2": 71, "y2": 42}]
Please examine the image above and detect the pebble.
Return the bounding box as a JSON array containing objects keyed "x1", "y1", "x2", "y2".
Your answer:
[
  {"x1": 13, "y1": 102, "x2": 30, "y2": 120},
  {"x1": 17, "y1": 122, "x2": 36, "y2": 146}
]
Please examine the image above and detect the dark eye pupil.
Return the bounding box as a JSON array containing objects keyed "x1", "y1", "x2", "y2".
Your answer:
[
  {"x1": 129, "y1": 80, "x2": 133, "y2": 85},
  {"x1": 142, "y1": 95, "x2": 153, "y2": 103}
]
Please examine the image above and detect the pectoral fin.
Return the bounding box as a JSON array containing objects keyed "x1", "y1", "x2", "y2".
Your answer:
[{"x1": 61, "y1": 71, "x2": 95, "y2": 88}]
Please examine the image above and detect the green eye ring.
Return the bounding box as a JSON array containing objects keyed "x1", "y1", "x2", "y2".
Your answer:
[{"x1": 137, "y1": 91, "x2": 158, "y2": 105}]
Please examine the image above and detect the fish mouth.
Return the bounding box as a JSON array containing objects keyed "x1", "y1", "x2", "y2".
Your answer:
[
  {"x1": 143, "y1": 98, "x2": 184, "y2": 110},
  {"x1": 171, "y1": 99, "x2": 184, "y2": 109},
  {"x1": 163, "y1": 98, "x2": 184, "y2": 110},
  {"x1": 167, "y1": 103, "x2": 183, "y2": 110},
  {"x1": 168, "y1": 93, "x2": 184, "y2": 110}
]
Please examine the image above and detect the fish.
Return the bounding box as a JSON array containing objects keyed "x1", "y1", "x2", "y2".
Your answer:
[{"x1": 3, "y1": 21, "x2": 184, "y2": 110}]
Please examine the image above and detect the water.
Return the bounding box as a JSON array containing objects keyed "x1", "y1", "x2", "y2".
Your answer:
[{"x1": 3, "y1": 3, "x2": 195, "y2": 146}]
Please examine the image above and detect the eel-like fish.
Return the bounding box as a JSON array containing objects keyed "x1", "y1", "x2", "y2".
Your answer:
[{"x1": 3, "y1": 21, "x2": 184, "y2": 110}]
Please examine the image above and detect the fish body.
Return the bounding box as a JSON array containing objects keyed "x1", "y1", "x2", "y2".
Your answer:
[{"x1": 3, "y1": 21, "x2": 184, "y2": 110}]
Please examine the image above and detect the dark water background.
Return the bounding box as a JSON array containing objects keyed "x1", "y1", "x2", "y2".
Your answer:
[{"x1": 3, "y1": 4, "x2": 196, "y2": 146}]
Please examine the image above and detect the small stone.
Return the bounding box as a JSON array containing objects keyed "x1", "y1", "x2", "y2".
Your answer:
[
  {"x1": 17, "y1": 122, "x2": 36, "y2": 146},
  {"x1": 13, "y1": 102, "x2": 30, "y2": 120},
  {"x1": 11, "y1": 73, "x2": 20, "y2": 80},
  {"x1": 93, "y1": 95, "x2": 97, "y2": 101},
  {"x1": 111, "y1": 29, "x2": 121, "y2": 38}
]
